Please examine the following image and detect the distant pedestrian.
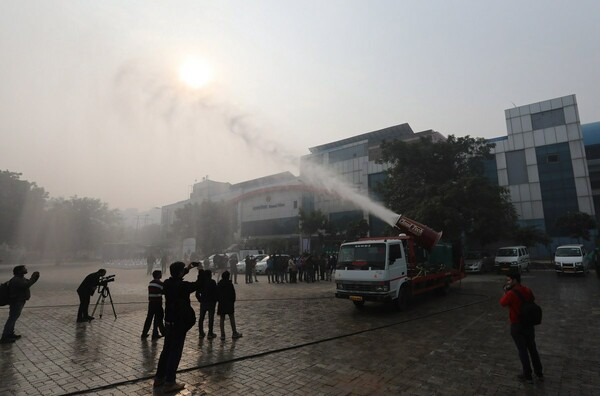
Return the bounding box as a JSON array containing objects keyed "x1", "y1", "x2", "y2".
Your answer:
[
  {"x1": 244, "y1": 255, "x2": 253, "y2": 284},
  {"x1": 198, "y1": 270, "x2": 218, "y2": 339},
  {"x1": 288, "y1": 256, "x2": 297, "y2": 283},
  {"x1": 160, "y1": 253, "x2": 169, "y2": 274},
  {"x1": 327, "y1": 255, "x2": 337, "y2": 281},
  {"x1": 217, "y1": 271, "x2": 242, "y2": 340},
  {"x1": 500, "y1": 272, "x2": 544, "y2": 383},
  {"x1": 319, "y1": 254, "x2": 327, "y2": 281},
  {"x1": 146, "y1": 253, "x2": 156, "y2": 275},
  {"x1": 298, "y1": 255, "x2": 305, "y2": 282},
  {"x1": 228, "y1": 254, "x2": 239, "y2": 284},
  {"x1": 252, "y1": 256, "x2": 259, "y2": 282},
  {"x1": 266, "y1": 255, "x2": 274, "y2": 283},
  {"x1": 141, "y1": 270, "x2": 166, "y2": 340},
  {"x1": 1, "y1": 265, "x2": 40, "y2": 344},
  {"x1": 154, "y1": 261, "x2": 200, "y2": 392},
  {"x1": 76, "y1": 269, "x2": 106, "y2": 323}
]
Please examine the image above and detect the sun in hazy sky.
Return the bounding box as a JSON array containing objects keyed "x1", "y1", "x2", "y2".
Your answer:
[{"x1": 178, "y1": 56, "x2": 214, "y2": 90}]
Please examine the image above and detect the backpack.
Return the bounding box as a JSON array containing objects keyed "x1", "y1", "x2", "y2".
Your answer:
[
  {"x1": 0, "y1": 281, "x2": 10, "y2": 306},
  {"x1": 512, "y1": 289, "x2": 542, "y2": 327}
]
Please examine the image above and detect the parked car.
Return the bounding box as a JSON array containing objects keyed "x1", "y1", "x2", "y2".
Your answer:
[
  {"x1": 494, "y1": 246, "x2": 530, "y2": 274},
  {"x1": 465, "y1": 251, "x2": 484, "y2": 273},
  {"x1": 554, "y1": 244, "x2": 589, "y2": 275}
]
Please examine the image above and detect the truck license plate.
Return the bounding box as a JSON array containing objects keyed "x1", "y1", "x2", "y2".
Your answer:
[{"x1": 349, "y1": 295, "x2": 363, "y2": 302}]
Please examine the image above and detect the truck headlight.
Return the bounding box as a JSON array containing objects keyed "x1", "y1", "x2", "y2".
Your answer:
[
  {"x1": 336, "y1": 283, "x2": 344, "y2": 290},
  {"x1": 511, "y1": 261, "x2": 518, "y2": 266}
]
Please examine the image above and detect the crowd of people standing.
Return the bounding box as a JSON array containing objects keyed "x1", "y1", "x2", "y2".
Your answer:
[{"x1": 266, "y1": 253, "x2": 337, "y2": 284}]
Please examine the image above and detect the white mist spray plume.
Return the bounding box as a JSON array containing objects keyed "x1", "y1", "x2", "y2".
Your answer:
[
  {"x1": 113, "y1": 60, "x2": 400, "y2": 227},
  {"x1": 227, "y1": 111, "x2": 400, "y2": 228}
]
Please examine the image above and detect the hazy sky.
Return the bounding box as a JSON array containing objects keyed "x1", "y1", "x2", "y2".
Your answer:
[{"x1": 1, "y1": 1, "x2": 599, "y2": 211}]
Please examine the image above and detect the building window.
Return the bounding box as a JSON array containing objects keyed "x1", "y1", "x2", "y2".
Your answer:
[
  {"x1": 536, "y1": 143, "x2": 577, "y2": 236},
  {"x1": 547, "y1": 154, "x2": 559, "y2": 163},
  {"x1": 293, "y1": 200, "x2": 298, "y2": 209},
  {"x1": 531, "y1": 108, "x2": 566, "y2": 130},
  {"x1": 328, "y1": 143, "x2": 367, "y2": 164},
  {"x1": 506, "y1": 150, "x2": 528, "y2": 185}
]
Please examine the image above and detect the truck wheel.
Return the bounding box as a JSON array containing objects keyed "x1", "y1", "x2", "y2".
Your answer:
[
  {"x1": 395, "y1": 287, "x2": 409, "y2": 311},
  {"x1": 353, "y1": 300, "x2": 365, "y2": 308}
]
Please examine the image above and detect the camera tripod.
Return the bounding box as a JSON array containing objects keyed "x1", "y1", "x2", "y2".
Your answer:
[{"x1": 91, "y1": 283, "x2": 117, "y2": 319}]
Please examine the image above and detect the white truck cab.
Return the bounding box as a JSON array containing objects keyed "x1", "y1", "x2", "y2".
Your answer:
[{"x1": 335, "y1": 236, "x2": 462, "y2": 310}]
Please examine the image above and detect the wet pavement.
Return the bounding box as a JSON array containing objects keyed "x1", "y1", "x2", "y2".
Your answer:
[{"x1": 1, "y1": 263, "x2": 600, "y2": 395}]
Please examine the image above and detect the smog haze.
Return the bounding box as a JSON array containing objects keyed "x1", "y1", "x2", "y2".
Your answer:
[{"x1": 2, "y1": 1, "x2": 600, "y2": 210}]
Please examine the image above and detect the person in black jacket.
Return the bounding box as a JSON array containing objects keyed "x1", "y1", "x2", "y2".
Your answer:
[
  {"x1": 76, "y1": 269, "x2": 106, "y2": 323},
  {"x1": 217, "y1": 271, "x2": 242, "y2": 340},
  {"x1": 154, "y1": 261, "x2": 200, "y2": 393},
  {"x1": 1, "y1": 265, "x2": 40, "y2": 344},
  {"x1": 198, "y1": 269, "x2": 218, "y2": 339}
]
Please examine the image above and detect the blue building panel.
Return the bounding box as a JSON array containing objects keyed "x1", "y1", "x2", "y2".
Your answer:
[{"x1": 535, "y1": 143, "x2": 578, "y2": 236}]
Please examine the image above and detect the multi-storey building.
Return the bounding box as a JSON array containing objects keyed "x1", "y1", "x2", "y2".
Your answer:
[
  {"x1": 300, "y1": 123, "x2": 445, "y2": 236},
  {"x1": 162, "y1": 95, "x2": 599, "y2": 255},
  {"x1": 487, "y1": 95, "x2": 595, "y2": 248}
]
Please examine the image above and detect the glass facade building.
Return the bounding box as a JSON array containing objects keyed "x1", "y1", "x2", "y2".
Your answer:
[
  {"x1": 490, "y1": 95, "x2": 595, "y2": 244},
  {"x1": 301, "y1": 124, "x2": 446, "y2": 237}
]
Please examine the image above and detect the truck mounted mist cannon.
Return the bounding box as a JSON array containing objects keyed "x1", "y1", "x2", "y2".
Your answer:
[
  {"x1": 393, "y1": 214, "x2": 442, "y2": 252},
  {"x1": 335, "y1": 213, "x2": 463, "y2": 310}
]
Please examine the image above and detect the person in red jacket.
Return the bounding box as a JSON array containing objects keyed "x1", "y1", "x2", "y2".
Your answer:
[{"x1": 500, "y1": 272, "x2": 543, "y2": 383}]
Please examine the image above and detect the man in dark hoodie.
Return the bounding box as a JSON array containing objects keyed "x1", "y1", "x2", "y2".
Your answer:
[
  {"x1": 154, "y1": 261, "x2": 200, "y2": 393},
  {"x1": 217, "y1": 271, "x2": 242, "y2": 340},
  {"x1": 1, "y1": 265, "x2": 40, "y2": 344},
  {"x1": 198, "y1": 269, "x2": 218, "y2": 339},
  {"x1": 76, "y1": 268, "x2": 106, "y2": 323}
]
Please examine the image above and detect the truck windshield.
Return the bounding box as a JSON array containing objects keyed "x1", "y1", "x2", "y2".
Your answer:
[
  {"x1": 555, "y1": 247, "x2": 582, "y2": 257},
  {"x1": 337, "y1": 243, "x2": 386, "y2": 270}
]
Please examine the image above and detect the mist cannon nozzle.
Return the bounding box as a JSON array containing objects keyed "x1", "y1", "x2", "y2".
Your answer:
[{"x1": 393, "y1": 214, "x2": 442, "y2": 251}]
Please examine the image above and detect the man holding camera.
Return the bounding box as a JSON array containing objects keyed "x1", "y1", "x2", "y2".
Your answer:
[
  {"x1": 154, "y1": 261, "x2": 200, "y2": 393},
  {"x1": 77, "y1": 268, "x2": 106, "y2": 323},
  {"x1": 1, "y1": 265, "x2": 40, "y2": 344},
  {"x1": 500, "y1": 272, "x2": 544, "y2": 383}
]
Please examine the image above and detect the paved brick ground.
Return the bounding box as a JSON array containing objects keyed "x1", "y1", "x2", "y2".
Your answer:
[{"x1": 1, "y1": 263, "x2": 600, "y2": 395}]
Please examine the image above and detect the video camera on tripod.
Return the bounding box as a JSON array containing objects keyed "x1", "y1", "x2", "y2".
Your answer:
[
  {"x1": 98, "y1": 274, "x2": 115, "y2": 287},
  {"x1": 93, "y1": 274, "x2": 117, "y2": 319}
]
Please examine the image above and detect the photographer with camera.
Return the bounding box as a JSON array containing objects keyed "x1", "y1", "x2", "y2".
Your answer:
[
  {"x1": 500, "y1": 272, "x2": 544, "y2": 383},
  {"x1": 1, "y1": 265, "x2": 40, "y2": 344},
  {"x1": 76, "y1": 269, "x2": 106, "y2": 323},
  {"x1": 154, "y1": 261, "x2": 200, "y2": 393}
]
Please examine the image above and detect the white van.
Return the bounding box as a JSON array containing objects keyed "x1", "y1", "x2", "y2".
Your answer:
[
  {"x1": 494, "y1": 246, "x2": 530, "y2": 274},
  {"x1": 554, "y1": 244, "x2": 588, "y2": 275}
]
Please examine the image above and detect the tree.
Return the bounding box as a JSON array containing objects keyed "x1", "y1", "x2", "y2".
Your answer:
[
  {"x1": 345, "y1": 219, "x2": 370, "y2": 240},
  {"x1": 555, "y1": 211, "x2": 597, "y2": 242},
  {"x1": 171, "y1": 200, "x2": 234, "y2": 256},
  {"x1": 378, "y1": 135, "x2": 517, "y2": 245},
  {"x1": 43, "y1": 197, "x2": 121, "y2": 259},
  {"x1": 298, "y1": 208, "x2": 328, "y2": 236},
  {"x1": 299, "y1": 208, "x2": 329, "y2": 253},
  {"x1": 513, "y1": 225, "x2": 552, "y2": 247},
  {"x1": 0, "y1": 171, "x2": 48, "y2": 247}
]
